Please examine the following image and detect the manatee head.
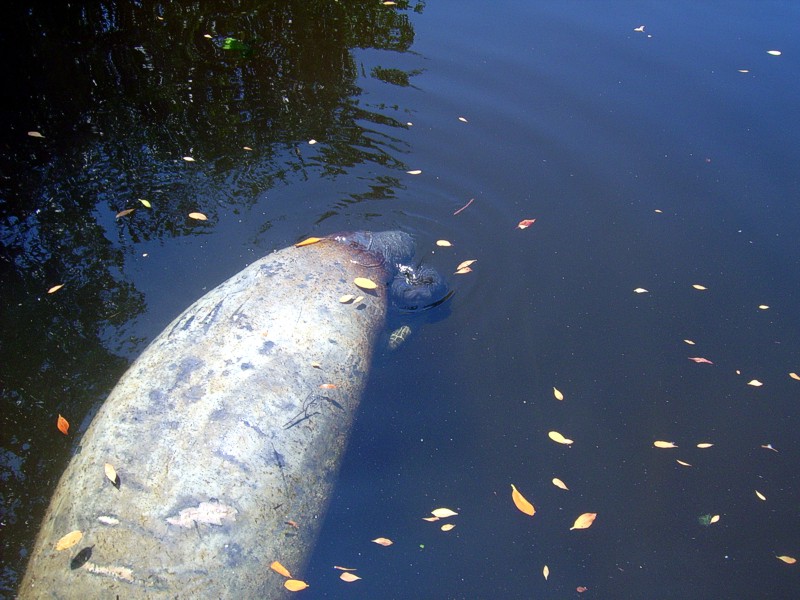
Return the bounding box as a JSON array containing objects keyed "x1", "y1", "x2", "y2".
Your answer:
[{"x1": 390, "y1": 263, "x2": 450, "y2": 312}]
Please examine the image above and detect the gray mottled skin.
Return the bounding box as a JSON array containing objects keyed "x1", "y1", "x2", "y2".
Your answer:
[{"x1": 19, "y1": 233, "x2": 401, "y2": 599}]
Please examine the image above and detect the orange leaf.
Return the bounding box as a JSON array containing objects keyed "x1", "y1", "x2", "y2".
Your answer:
[
  {"x1": 371, "y1": 537, "x2": 393, "y2": 546},
  {"x1": 510, "y1": 484, "x2": 535, "y2": 516},
  {"x1": 777, "y1": 555, "x2": 797, "y2": 564},
  {"x1": 55, "y1": 530, "x2": 83, "y2": 551},
  {"x1": 570, "y1": 512, "x2": 597, "y2": 530},
  {"x1": 295, "y1": 237, "x2": 322, "y2": 247},
  {"x1": 284, "y1": 579, "x2": 309, "y2": 591},
  {"x1": 270, "y1": 561, "x2": 292, "y2": 578},
  {"x1": 517, "y1": 219, "x2": 536, "y2": 229},
  {"x1": 339, "y1": 572, "x2": 361, "y2": 582},
  {"x1": 319, "y1": 383, "x2": 337, "y2": 389},
  {"x1": 440, "y1": 523, "x2": 456, "y2": 531},
  {"x1": 57, "y1": 414, "x2": 69, "y2": 435}
]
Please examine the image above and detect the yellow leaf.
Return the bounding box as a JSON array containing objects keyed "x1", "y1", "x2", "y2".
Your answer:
[
  {"x1": 790, "y1": 372, "x2": 800, "y2": 381},
  {"x1": 371, "y1": 537, "x2": 393, "y2": 546},
  {"x1": 543, "y1": 565, "x2": 549, "y2": 580},
  {"x1": 436, "y1": 240, "x2": 452, "y2": 247},
  {"x1": 55, "y1": 530, "x2": 83, "y2": 551},
  {"x1": 339, "y1": 294, "x2": 356, "y2": 304},
  {"x1": 295, "y1": 237, "x2": 322, "y2": 247},
  {"x1": 47, "y1": 284, "x2": 64, "y2": 294},
  {"x1": 653, "y1": 440, "x2": 677, "y2": 449},
  {"x1": 696, "y1": 443, "x2": 714, "y2": 449},
  {"x1": 188, "y1": 212, "x2": 207, "y2": 221},
  {"x1": 353, "y1": 277, "x2": 378, "y2": 290},
  {"x1": 440, "y1": 523, "x2": 456, "y2": 531},
  {"x1": 510, "y1": 484, "x2": 535, "y2": 516},
  {"x1": 570, "y1": 512, "x2": 597, "y2": 530},
  {"x1": 284, "y1": 579, "x2": 309, "y2": 591},
  {"x1": 676, "y1": 460, "x2": 692, "y2": 467},
  {"x1": 755, "y1": 490, "x2": 766, "y2": 501},
  {"x1": 709, "y1": 514, "x2": 720, "y2": 524},
  {"x1": 422, "y1": 516, "x2": 439, "y2": 522},
  {"x1": 270, "y1": 560, "x2": 291, "y2": 578},
  {"x1": 747, "y1": 379, "x2": 763, "y2": 387},
  {"x1": 552, "y1": 477, "x2": 569, "y2": 490},
  {"x1": 777, "y1": 555, "x2": 797, "y2": 564},
  {"x1": 139, "y1": 199, "x2": 151, "y2": 208},
  {"x1": 692, "y1": 284, "x2": 707, "y2": 290},
  {"x1": 339, "y1": 572, "x2": 361, "y2": 582},
  {"x1": 553, "y1": 387, "x2": 564, "y2": 401},
  {"x1": 548, "y1": 431, "x2": 573, "y2": 445},
  {"x1": 104, "y1": 463, "x2": 119, "y2": 487},
  {"x1": 456, "y1": 259, "x2": 477, "y2": 271},
  {"x1": 431, "y1": 508, "x2": 458, "y2": 518}
]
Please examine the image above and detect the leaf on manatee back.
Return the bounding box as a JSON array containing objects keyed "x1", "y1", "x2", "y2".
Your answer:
[
  {"x1": 570, "y1": 512, "x2": 597, "y2": 530},
  {"x1": 55, "y1": 530, "x2": 83, "y2": 551},
  {"x1": 353, "y1": 277, "x2": 378, "y2": 290},
  {"x1": 510, "y1": 484, "x2": 535, "y2": 516},
  {"x1": 340, "y1": 572, "x2": 361, "y2": 582},
  {"x1": 372, "y1": 537, "x2": 393, "y2": 546},
  {"x1": 188, "y1": 212, "x2": 207, "y2": 221},
  {"x1": 548, "y1": 431, "x2": 573, "y2": 445},
  {"x1": 440, "y1": 523, "x2": 456, "y2": 531},
  {"x1": 543, "y1": 565, "x2": 549, "y2": 580},
  {"x1": 104, "y1": 463, "x2": 120, "y2": 488},
  {"x1": 284, "y1": 579, "x2": 309, "y2": 591},
  {"x1": 552, "y1": 477, "x2": 569, "y2": 490},
  {"x1": 654, "y1": 440, "x2": 677, "y2": 449},
  {"x1": 456, "y1": 259, "x2": 477, "y2": 271},
  {"x1": 777, "y1": 555, "x2": 797, "y2": 564},
  {"x1": 295, "y1": 237, "x2": 322, "y2": 247},
  {"x1": 270, "y1": 561, "x2": 291, "y2": 578},
  {"x1": 553, "y1": 387, "x2": 564, "y2": 401},
  {"x1": 431, "y1": 508, "x2": 458, "y2": 518},
  {"x1": 57, "y1": 414, "x2": 69, "y2": 435},
  {"x1": 688, "y1": 357, "x2": 714, "y2": 364}
]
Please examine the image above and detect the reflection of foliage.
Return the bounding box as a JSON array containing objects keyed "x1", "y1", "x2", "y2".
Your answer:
[
  {"x1": 371, "y1": 66, "x2": 423, "y2": 87},
  {"x1": 0, "y1": 1, "x2": 424, "y2": 593}
]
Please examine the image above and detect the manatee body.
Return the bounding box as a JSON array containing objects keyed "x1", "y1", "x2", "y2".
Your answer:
[{"x1": 19, "y1": 232, "x2": 418, "y2": 599}]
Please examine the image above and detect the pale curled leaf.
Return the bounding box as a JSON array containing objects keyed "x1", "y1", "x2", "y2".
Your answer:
[
  {"x1": 436, "y1": 240, "x2": 452, "y2": 247},
  {"x1": 676, "y1": 460, "x2": 692, "y2": 467},
  {"x1": 747, "y1": 379, "x2": 763, "y2": 387},
  {"x1": 48, "y1": 284, "x2": 64, "y2": 294},
  {"x1": 456, "y1": 259, "x2": 477, "y2": 271},
  {"x1": 340, "y1": 572, "x2": 361, "y2": 582},
  {"x1": 692, "y1": 284, "x2": 707, "y2": 290},
  {"x1": 552, "y1": 477, "x2": 569, "y2": 490},
  {"x1": 431, "y1": 508, "x2": 458, "y2": 518},
  {"x1": 777, "y1": 555, "x2": 796, "y2": 564},
  {"x1": 28, "y1": 130, "x2": 45, "y2": 138},
  {"x1": 654, "y1": 440, "x2": 677, "y2": 449},
  {"x1": 406, "y1": 169, "x2": 422, "y2": 175},
  {"x1": 755, "y1": 490, "x2": 766, "y2": 501},
  {"x1": 696, "y1": 443, "x2": 713, "y2": 449},
  {"x1": 633, "y1": 287, "x2": 649, "y2": 294},
  {"x1": 188, "y1": 212, "x2": 207, "y2": 221},
  {"x1": 372, "y1": 537, "x2": 393, "y2": 546},
  {"x1": 570, "y1": 512, "x2": 597, "y2": 530},
  {"x1": 543, "y1": 565, "x2": 549, "y2": 580},
  {"x1": 454, "y1": 267, "x2": 473, "y2": 275}
]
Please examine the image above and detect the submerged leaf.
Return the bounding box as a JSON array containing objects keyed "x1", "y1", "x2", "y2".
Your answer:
[
  {"x1": 55, "y1": 530, "x2": 83, "y2": 551},
  {"x1": 28, "y1": 130, "x2": 45, "y2": 138},
  {"x1": 510, "y1": 484, "x2": 535, "y2": 516},
  {"x1": 570, "y1": 512, "x2": 597, "y2": 530},
  {"x1": 115, "y1": 208, "x2": 135, "y2": 219}
]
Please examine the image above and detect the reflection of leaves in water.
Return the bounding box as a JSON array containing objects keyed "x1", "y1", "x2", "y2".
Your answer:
[
  {"x1": 371, "y1": 66, "x2": 423, "y2": 87},
  {"x1": 698, "y1": 514, "x2": 712, "y2": 526},
  {"x1": 222, "y1": 37, "x2": 253, "y2": 57}
]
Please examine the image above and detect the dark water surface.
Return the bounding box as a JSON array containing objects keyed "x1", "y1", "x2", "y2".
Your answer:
[{"x1": 2, "y1": 1, "x2": 799, "y2": 598}]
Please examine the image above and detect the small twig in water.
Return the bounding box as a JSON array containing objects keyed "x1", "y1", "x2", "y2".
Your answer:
[{"x1": 453, "y1": 198, "x2": 474, "y2": 215}]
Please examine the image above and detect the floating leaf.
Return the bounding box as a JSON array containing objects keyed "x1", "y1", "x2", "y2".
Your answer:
[
  {"x1": 553, "y1": 387, "x2": 564, "y2": 401},
  {"x1": 284, "y1": 579, "x2": 309, "y2": 591},
  {"x1": 692, "y1": 284, "x2": 707, "y2": 290},
  {"x1": 406, "y1": 169, "x2": 422, "y2": 175},
  {"x1": 353, "y1": 277, "x2": 378, "y2": 290},
  {"x1": 755, "y1": 490, "x2": 766, "y2": 501},
  {"x1": 570, "y1": 512, "x2": 597, "y2": 530},
  {"x1": 139, "y1": 199, "x2": 151, "y2": 208},
  {"x1": 28, "y1": 131, "x2": 45, "y2": 138},
  {"x1": 758, "y1": 305, "x2": 769, "y2": 310},
  {"x1": 517, "y1": 219, "x2": 536, "y2": 229},
  {"x1": 115, "y1": 208, "x2": 135, "y2": 219},
  {"x1": 777, "y1": 555, "x2": 796, "y2": 564},
  {"x1": 709, "y1": 514, "x2": 720, "y2": 524},
  {"x1": 48, "y1": 284, "x2": 64, "y2": 294},
  {"x1": 543, "y1": 565, "x2": 549, "y2": 580},
  {"x1": 767, "y1": 50, "x2": 782, "y2": 56},
  {"x1": 454, "y1": 267, "x2": 473, "y2": 275},
  {"x1": 57, "y1": 414, "x2": 69, "y2": 435},
  {"x1": 552, "y1": 477, "x2": 569, "y2": 490},
  {"x1": 422, "y1": 516, "x2": 439, "y2": 522},
  {"x1": 761, "y1": 443, "x2": 779, "y2": 452},
  {"x1": 458, "y1": 116, "x2": 468, "y2": 123},
  {"x1": 684, "y1": 339, "x2": 695, "y2": 345},
  {"x1": 456, "y1": 259, "x2": 477, "y2": 271},
  {"x1": 104, "y1": 463, "x2": 120, "y2": 488},
  {"x1": 334, "y1": 566, "x2": 357, "y2": 571},
  {"x1": 243, "y1": 146, "x2": 253, "y2": 151},
  {"x1": 510, "y1": 484, "x2": 535, "y2": 516},
  {"x1": 436, "y1": 240, "x2": 452, "y2": 247},
  {"x1": 270, "y1": 561, "x2": 292, "y2": 578},
  {"x1": 308, "y1": 139, "x2": 317, "y2": 145},
  {"x1": 372, "y1": 537, "x2": 393, "y2": 546},
  {"x1": 747, "y1": 379, "x2": 763, "y2": 387},
  {"x1": 577, "y1": 586, "x2": 588, "y2": 593},
  {"x1": 696, "y1": 443, "x2": 713, "y2": 449},
  {"x1": 55, "y1": 530, "x2": 83, "y2": 551},
  {"x1": 548, "y1": 431, "x2": 573, "y2": 445},
  {"x1": 440, "y1": 523, "x2": 456, "y2": 531},
  {"x1": 431, "y1": 508, "x2": 458, "y2": 518},
  {"x1": 790, "y1": 373, "x2": 800, "y2": 381},
  {"x1": 654, "y1": 440, "x2": 677, "y2": 449},
  {"x1": 295, "y1": 237, "x2": 321, "y2": 247},
  {"x1": 182, "y1": 156, "x2": 195, "y2": 162},
  {"x1": 676, "y1": 460, "x2": 692, "y2": 467},
  {"x1": 339, "y1": 572, "x2": 361, "y2": 582},
  {"x1": 633, "y1": 287, "x2": 649, "y2": 294},
  {"x1": 188, "y1": 212, "x2": 207, "y2": 221},
  {"x1": 633, "y1": 25, "x2": 645, "y2": 32},
  {"x1": 688, "y1": 357, "x2": 714, "y2": 364}
]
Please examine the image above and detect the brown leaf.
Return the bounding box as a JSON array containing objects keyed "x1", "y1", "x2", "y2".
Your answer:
[
  {"x1": 55, "y1": 530, "x2": 83, "y2": 551},
  {"x1": 510, "y1": 484, "x2": 535, "y2": 516},
  {"x1": 115, "y1": 208, "x2": 135, "y2": 219},
  {"x1": 284, "y1": 579, "x2": 309, "y2": 591},
  {"x1": 371, "y1": 537, "x2": 393, "y2": 546},
  {"x1": 340, "y1": 572, "x2": 361, "y2": 582},
  {"x1": 270, "y1": 561, "x2": 291, "y2": 578},
  {"x1": 570, "y1": 512, "x2": 597, "y2": 530},
  {"x1": 57, "y1": 414, "x2": 69, "y2": 435}
]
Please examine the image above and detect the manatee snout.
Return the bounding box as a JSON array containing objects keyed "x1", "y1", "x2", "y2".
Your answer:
[{"x1": 390, "y1": 264, "x2": 449, "y2": 312}]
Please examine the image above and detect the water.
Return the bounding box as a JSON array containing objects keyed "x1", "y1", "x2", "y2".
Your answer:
[{"x1": 2, "y1": 1, "x2": 799, "y2": 597}]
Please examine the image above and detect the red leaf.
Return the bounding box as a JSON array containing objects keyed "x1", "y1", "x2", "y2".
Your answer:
[
  {"x1": 57, "y1": 414, "x2": 69, "y2": 435},
  {"x1": 688, "y1": 357, "x2": 714, "y2": 364},
  {"x1": 517, "y1": 219, "x2": 536, "y2": 229}
]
